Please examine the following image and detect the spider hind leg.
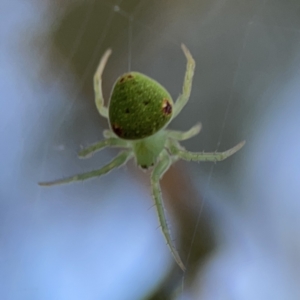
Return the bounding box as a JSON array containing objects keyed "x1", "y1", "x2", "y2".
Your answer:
[
  {"x1": 94, "y1": 49, "x2": 112, "y2": 119},
  {"x1": 167, "y1": 123, "x2": 202, "y2": 141}
]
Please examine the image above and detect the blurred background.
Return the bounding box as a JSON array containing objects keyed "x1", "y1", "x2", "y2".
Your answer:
[{"x1": 1, "y1": 0, "x2": 300, "y2": 299}]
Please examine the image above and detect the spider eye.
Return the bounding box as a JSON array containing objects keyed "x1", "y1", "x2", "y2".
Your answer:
[{"x1": 109, "y1": 72, "x2": 173, "y2": 140}]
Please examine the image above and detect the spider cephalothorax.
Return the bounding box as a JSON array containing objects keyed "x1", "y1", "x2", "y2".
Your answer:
[{"x1": 39, "y1": 45, "x2": 245, "y2": 271}]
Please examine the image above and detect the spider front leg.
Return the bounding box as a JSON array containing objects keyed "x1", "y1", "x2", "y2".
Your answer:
[
  {"x1": 168, "y1": 140, "x2": 245, "y2": 162},
  {"x1": 78, "y1": 137, "x2": 129, "y2": 158},
  {"x1": 172, "y1": 44, "x2": 195, "y2": 119},
  {"x1": 39, "y1": 150, "x2": 133, "y2": 186},
  {"x1": 94, "y1": 49, "x2": 112, "y2": 118},
  {"x1": 151, "y1": 150, "x2": 186, "y2": 271}
]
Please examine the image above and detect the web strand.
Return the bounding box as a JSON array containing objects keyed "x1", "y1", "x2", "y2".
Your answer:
[{"x1": 181, "y1": 0, "x2": 269, "y2": 294}]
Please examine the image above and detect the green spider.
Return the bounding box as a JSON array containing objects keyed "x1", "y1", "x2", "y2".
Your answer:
[{"x1": 39, "y1": 44, "x2": 245, "y2": 271}]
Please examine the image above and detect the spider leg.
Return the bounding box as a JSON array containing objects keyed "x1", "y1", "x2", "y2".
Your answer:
[
  {"x1": 39, "y1": 150, "x2": 133, "y2": 187},
  {"x1": 102, "y1": 129, "x2": 116, "y2": 139},
  {"x1": 78, "y1": 137, "x2": 129, "y2": 158},
  {"x1": 168, "y1": 140, "x2": 245, "y2": 162},
  {"x1": 94, "y1": 49, "x2": 112, "y2": 119},
  {"x1": 172, "y1": 44, "x2": 195, "y2": 119},
  {"x1": 151, "y1": 150, "x2": 186, "y2": 271},
  {"x1": 167, "y1": 123, "x2": 202, "y2": 141}
]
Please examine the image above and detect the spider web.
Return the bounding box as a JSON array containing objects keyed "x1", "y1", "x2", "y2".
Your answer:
[{"x1": 2, "y1": 0, "x2": 300, "y2": 299}]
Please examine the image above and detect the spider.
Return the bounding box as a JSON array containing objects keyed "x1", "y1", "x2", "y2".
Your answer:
[{"x1": 39, "y1": 44, "x2": 245, "y2": 271}]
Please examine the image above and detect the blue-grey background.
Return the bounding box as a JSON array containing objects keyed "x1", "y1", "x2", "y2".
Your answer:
[{"x1": 1, "y1": 0, "x2": 300, "y2": 299}]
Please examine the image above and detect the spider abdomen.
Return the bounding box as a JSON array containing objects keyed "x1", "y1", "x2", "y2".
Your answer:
[{"x1": 108, "y1": 72, "x2": 173, "y2": 140}]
